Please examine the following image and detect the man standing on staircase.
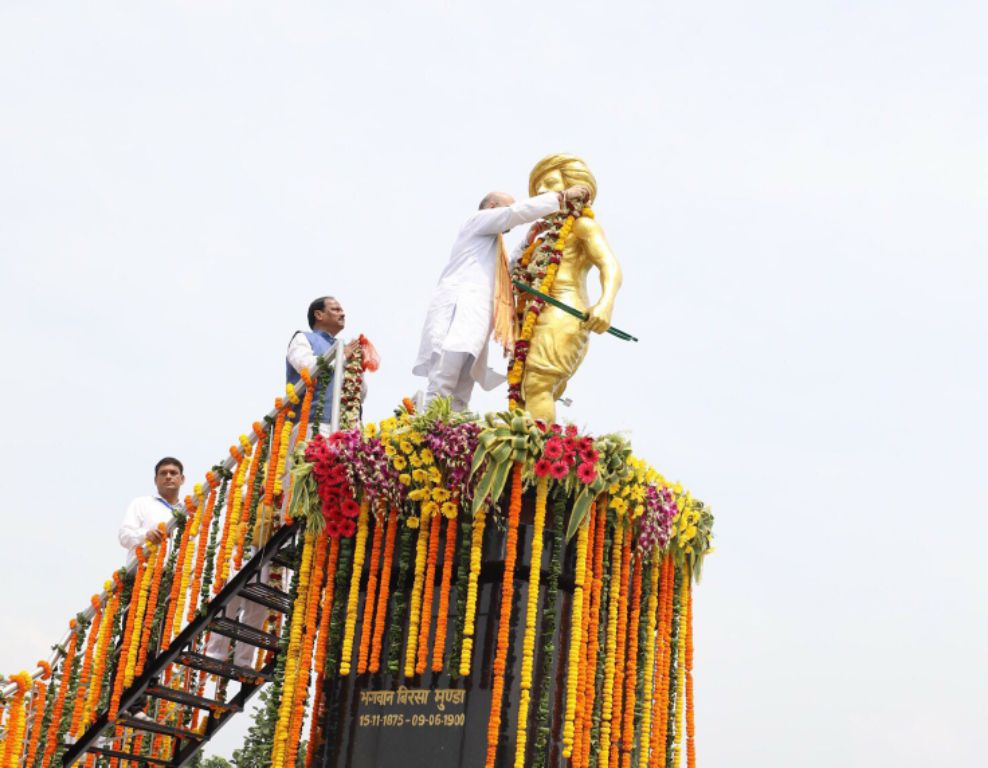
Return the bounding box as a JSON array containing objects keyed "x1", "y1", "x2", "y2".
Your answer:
[
  {"x1": 118, "y1": 457, "x2": 184, "y2": 555},
  {"x1": 286, "y1": 296, "x2": 359, "y2": 435},
  {"x1": 412, "y1": 184, "x2": 590, "y2": 411}
]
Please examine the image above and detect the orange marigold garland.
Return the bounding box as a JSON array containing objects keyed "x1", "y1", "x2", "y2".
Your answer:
[
  {"x1": 685, "y1": 566, "x2": 696, "y2": 768},
  {"x1": 369, "y1": 506, "x2": 398, "y2": 674},
  {"x1": 561, "y1": 503, "x2": 591, "y2": 760},
  {"x1": 340, "y1": 500, "x2": 371, "y2": 676},
  {"x1": 24, "y1": 661, "x2": 52, "y2": 768},
  {"x1": 484, "y1": 462, "x2": 523, "y2": 768},
  {"x1": 42, "y1": 619, "x2": 79, "y2": 765},
  {"x1": 621, "y1": 554, "x2": 644, "y2": 768},
  {"x1": 572, "y1": 502, "x2": 597, "y2": 766},
  {"x1": 431, "y1": 507, "x2": 459, "y2": 673},
  {"x1": 672, "y1": 565, "x2": 688, "y2": 768},
  {"x1": 357, "y1": 506, "x2": 386, "y2": 674},
  {"x1": 581, "y1": 499, "x2": 608, "y2": 768},
  {"x1": 258, "y1": 401, "x2": 289, "y2": 545},
  {"x1": 69, "y1": 595, "x2": 102, "y2": 738},
  {"x1": 2, "y1": 670, "x2": 31, "y2": 768},
  {"x1": 650, "y1": 555, "x2": 675, "y2": 767},
  {"x1": 415, "y1": 499, "x2": 444, "y2": 675},
  {"x1": 237, "y1": 422, "x2": 268, "y2": 566},
  {"x1": 186, "y1": 475, "x2": 220, "y2": 622},
  {"x1": 305, "y1": 537, "x2": 340, "y2": 767},
  {"x1": 512, "y1": 476, "x2": 548, "y2": 768}
]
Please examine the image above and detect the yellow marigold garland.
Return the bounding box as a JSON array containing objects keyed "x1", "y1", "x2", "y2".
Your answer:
[
  {"x1": 135, "y1": 526, "x2": 169, "y2": 678},
  {"x1": 340, "y1": 500, "x2": 371, "y2": 676},
  {"x1": 598, "y1": 518, "x2": 624, "y2": 768},
  {"x1": 271, "y1": 526, "x2": 316, "y2": 768},
  {"x1": 163, "y1": 498, "x2": 196, "y2": 645},
  {"x1": 561, "y1": 505, "x2": 591, "y2": 759},
  {"x1": 609, "y1": 524, "x2": 632, "y2": 768},
  {"x1": 512, "y1": 476, "x2": 548, "y2": 768},
  {"x1": 123, "y1": 542, "x2": 156, "y2": 688},
  {"x1": 284, "y1": 529, "x2": 330, "y2": 768},
  {"x1": 458, "y1": 502, "x2": 487, "y2": 677},
  {"x1": 214, "y1": 449, "x2": 249, "y2": 593},
  {"x1": 507, "y1": 208, "x2": 590, "y2": 409},
  {"x1": 415, "y1": 499, "x2": 444, "y2": 675},
  {"x1": 639, "y1": 558, "x2": 661, "y2": 763},
  {"x1": 404, "y1": 505, "x2": 432, "y2": 679}
]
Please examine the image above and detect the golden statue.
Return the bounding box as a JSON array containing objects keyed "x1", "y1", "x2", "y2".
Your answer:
[{"x1": 509, "y1": 154, "x2": 623, "y2": 423}]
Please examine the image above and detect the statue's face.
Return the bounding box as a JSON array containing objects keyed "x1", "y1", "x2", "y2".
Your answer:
[{"x1": 534, "y1": 168, "x2": 566, "y2": 195}]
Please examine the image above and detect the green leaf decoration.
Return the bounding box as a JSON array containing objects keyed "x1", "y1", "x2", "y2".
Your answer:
[{"x1": 565, "y1": 489, "x2": 595, "y2": 541}]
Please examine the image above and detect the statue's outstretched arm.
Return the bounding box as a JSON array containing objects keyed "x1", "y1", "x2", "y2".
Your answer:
[{"x1": 575, "y1": 216, "x2": 623, "y2": 333}]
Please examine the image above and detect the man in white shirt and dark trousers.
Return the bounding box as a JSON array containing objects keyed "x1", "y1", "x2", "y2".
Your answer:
[{"x1": 118, "y1": 457, "x2": 184, "y2": 553}]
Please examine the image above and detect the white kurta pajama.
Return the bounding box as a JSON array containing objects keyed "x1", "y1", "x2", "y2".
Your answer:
[{"x1": 413, "y1": 192, "x2": 560, "y2": 409}]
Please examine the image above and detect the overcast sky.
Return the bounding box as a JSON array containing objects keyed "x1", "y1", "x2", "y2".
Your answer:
[{"x1": 1, "y1": 2, "x2": 986, "y2": 765}]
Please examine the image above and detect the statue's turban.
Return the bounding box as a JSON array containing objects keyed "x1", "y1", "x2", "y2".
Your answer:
[{"x1": 528, "y1": 154, "x2": 598, "y2": 204}]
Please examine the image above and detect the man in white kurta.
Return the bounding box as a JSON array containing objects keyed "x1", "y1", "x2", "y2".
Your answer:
[
  {"x1": 413, "y1": 187, "x2": 588, "y2": 410},
  {"x1": 119, "y1": 457, "x2": 185, "y2": 557}
]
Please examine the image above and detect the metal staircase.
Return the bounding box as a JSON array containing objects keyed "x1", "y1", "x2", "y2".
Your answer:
[{"x1": 63, "y1": 522, "x2": 300, "y2": 766}]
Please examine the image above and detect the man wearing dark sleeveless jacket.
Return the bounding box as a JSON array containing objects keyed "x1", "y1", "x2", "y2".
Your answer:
[{"x1": 286, "y1": 296, "x2": 358, "y2": 435}]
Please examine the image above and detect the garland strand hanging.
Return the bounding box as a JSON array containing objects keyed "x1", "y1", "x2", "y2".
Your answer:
[
  {"x1": 357, "y1": 505, "x2": 385, "y2": 674},
  {"x1": 484, "y1": 462, "x2": 524, "y2": 768},
  {"x1": 512, "y1": 476, "x2": 548, "y2": 768},
  {"x1": 369, "y1": 506, "x2": 398, "y2": 674}
]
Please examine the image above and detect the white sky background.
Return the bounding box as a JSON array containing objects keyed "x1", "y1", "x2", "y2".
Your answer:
[{"x1": 1, "y1": 1, "x2": 986, "y2": 764}]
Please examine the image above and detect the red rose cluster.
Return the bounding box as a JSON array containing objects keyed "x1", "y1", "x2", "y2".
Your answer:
[
  {"x1": 533, "y1": 423, "x2": 600, "y2": 484},
  {"x1": 304, "y1": 433, "x2": 360, "y2": 538}
]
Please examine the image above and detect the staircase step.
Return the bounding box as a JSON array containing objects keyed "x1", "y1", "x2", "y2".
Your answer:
[
  {"x1": 209, "y1": 615, "x2": 281, "y2": 651},
  {"x1": 240, "y1": 581, "x2": 292, "y2": 612},
  {"x1": 146, "y1": 684, "x2": 243, "y2": 714},
  {"x1": 87, "y1": 745, "x2": 173, "y2": 765},
  {"x1": 271, "y1": 543, "x2": 299, "y2": 568},
  {"x1": 176, "y1": 651, "x2": 273, "y2": 683},
  {"x1": 117, "y1": 714, "x2": 202, "y2": 741}
]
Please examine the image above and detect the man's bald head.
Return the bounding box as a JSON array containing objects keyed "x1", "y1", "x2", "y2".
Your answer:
[{"x1": 478, "y1": 191, "x2": 515, "y2": 210}]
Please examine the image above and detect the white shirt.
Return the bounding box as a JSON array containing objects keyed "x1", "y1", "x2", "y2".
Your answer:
[
  {"x1": 286, "y1": 331, "x2": 331, "y2": 376},
  {"x1": 413, "y1": 192, "x2": 560, "y2": 388},
  {"x1": 119, "y1": 495, "x2": 176, "y2": 552}
]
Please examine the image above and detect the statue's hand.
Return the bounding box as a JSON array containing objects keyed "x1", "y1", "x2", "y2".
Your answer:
[{"x1": 584, "y1": 303, "x2": 612, "y2": 334}]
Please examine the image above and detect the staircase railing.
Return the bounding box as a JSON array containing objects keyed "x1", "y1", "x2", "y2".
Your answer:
[{"x1": 0, "y1": 339, "x2": 345, "y2": 767}]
